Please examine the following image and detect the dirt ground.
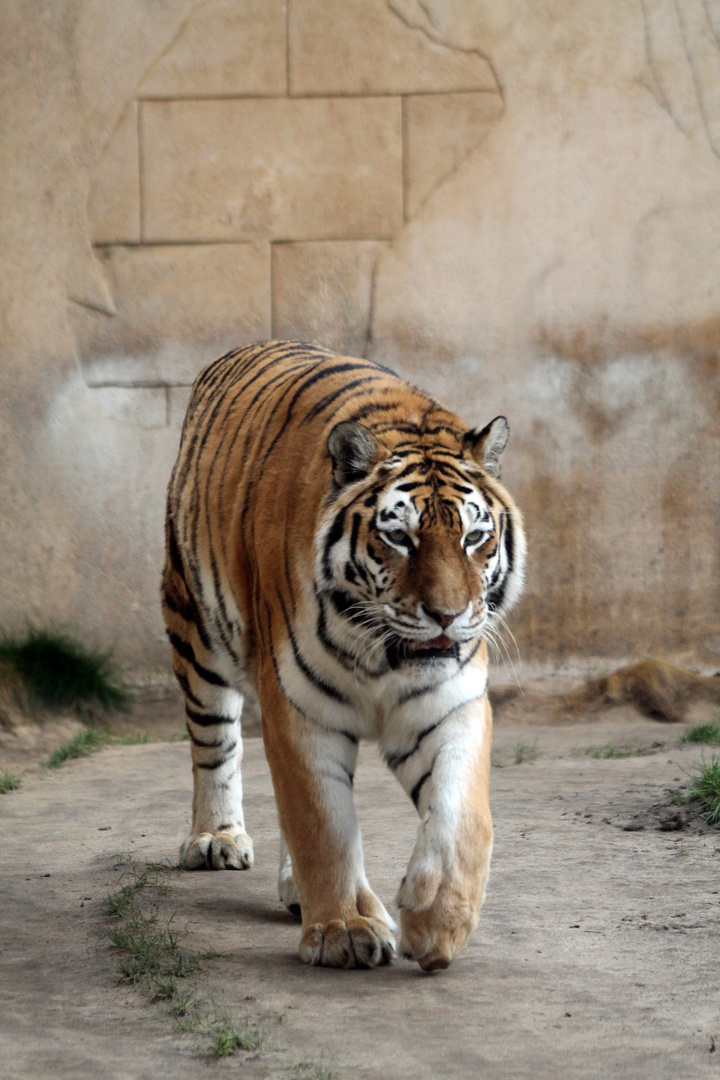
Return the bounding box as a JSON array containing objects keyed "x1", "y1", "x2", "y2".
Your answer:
[{"x1": 1, "y1": 700, "x2": 719, "y2": 1079}]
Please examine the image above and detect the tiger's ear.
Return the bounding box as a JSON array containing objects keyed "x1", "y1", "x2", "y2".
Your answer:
[
  {"x1": 463, "y1": 416, "x2": 509, "y2": 476},
  {"x1": 327, "y1": 421, "x2": 378, "y2": 486}
]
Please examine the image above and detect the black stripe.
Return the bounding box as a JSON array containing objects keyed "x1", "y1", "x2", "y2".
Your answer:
[
  {"x1": 349, "y1": 399, "x2": 403, "y2": 423},
  {"x1": 348, "y1": 512, "x2": 362, "y2": 563},
  {"x1": 386, "y1": 690, "x2": 486, "y2": 769},
  {"x1": 301, "y1": 376, "x2": 381, "y2": 425},
  {"x1": 487, "y1": 510, "x2": 513, "y2": 611},
  {"x1": 175, "y1": 670, "x2": 204, "y2": 709},
  {"x1": 196, "y1": 743, "x2": 237, "y2": 770},
  {"x1": 316, "y1": 597, "x2": 356, "y2": 669},
  {"x1": 397, "y1": 682, "x2": 438, "y2": 705},
  {"x1": 458, "y1": 639, "x2": 482, "y2": 669},
  {"x1": 262, "y1": 362, "x2": 380, "y2": 465},
  {"x1": 163, "y1": 586, "x2": 214, "y2": 653},
  {"x1": 168, "y1": 633, "x2": 229, "y2": 687},
  {"x1": 185, "y1": 723, "x2": 222, "y2": 748},
  {"x1": 386, "y1": 720, "x2": 443, "y2": 770},
  {"x1": 278, "y1": 594, "x2": 350, "y2": 704},
  {"x1": 392, "y1": 461, "x2": 427, "y2": 481},
  {"x1": 410, "y1": 770, "x2": 432, "y2": 807},
  {"x1": 329, "y1": 588, "x2": 367, "y2": 623},
  {"x1": 348, "y1": 512, "x2": 372, "y2": 585},
  {"x1": 320, "y1": 765, "x2": 355, "y2": 789},
  {"x1": 164, "y1": 520, "x2": 214, "y2": 651},
  {"x1": 268, "y1": 640, "x2": 358, "y2": 743},
  {"x1": 322, "y1": 505, "x2": 347, "y2": 580},
  {"x1": 186, "y1": 706, "x2": 236, "y2": 727},
  {"x1": 167, "y1": 519, "x2": 185, "y2": 577},
  {"x1": 422, "y1": 424, "x2": 463, "y2": 437},
  {"x1": 371, "y1": 421, "x2": 422, "y2": 435}
]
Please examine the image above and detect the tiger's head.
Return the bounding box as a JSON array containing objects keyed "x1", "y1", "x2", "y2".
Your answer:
[{"x1": 315, "y1": 409, "x2": 526, "y2": 666}]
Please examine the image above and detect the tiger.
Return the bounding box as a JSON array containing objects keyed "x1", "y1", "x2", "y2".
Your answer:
[{"x1": 162, "y1": 341, "x2": 525, "y2": 972}]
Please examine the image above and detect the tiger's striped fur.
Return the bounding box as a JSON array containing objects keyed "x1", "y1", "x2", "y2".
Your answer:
[{"x1": 162, "y1": 341, "x2": 525, "y2": 971}]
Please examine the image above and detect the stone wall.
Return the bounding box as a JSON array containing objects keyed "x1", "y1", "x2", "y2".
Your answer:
[{"x1": 1, "y1": 0, "x2": 719, "y2": 681}]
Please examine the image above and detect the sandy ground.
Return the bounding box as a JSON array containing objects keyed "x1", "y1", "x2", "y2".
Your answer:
[{"x1": 1, "y1": 712, "x2": 719, "y2": 1080}]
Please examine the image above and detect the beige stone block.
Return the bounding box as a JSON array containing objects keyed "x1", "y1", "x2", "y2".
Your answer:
[
  {"x1": 139, "y1": 0, "x2": 286, "y2": 98},
  {"x1": 289, "y1": 0, "x2": 497, "y2": 95},
  {"x1": 404, "y1": 91, "x2": 504, "y2": 219},
  {"x1": 88, "y1": 103, "x2": 140, "y2": 244},
  {"x1": 72, "y1": 244, "x2": 270, "y2": 386},
  {"x1": 140, "y1": 98, "x2": 403, "y2": 242},
  {"x1": 272, "y1": 241, "x2": 388, "y2": 357}
]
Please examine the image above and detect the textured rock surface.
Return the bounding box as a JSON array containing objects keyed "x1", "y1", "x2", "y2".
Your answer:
[{"x1": 1, "y1": 0, "x2": 719, "y2": 676}]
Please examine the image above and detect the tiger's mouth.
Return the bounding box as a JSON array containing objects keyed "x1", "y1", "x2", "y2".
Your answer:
[
  {"x1": 386, "y1": 633, "x2": 460, "y2": 668},
  {"x1": 408, "y1": 633, "x2": 455, "y2": 652}
]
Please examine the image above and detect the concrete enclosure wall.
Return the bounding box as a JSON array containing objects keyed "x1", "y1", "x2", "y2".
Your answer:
[{"x1": 1, "y1": 0, "x2": 719, "y2": 681}]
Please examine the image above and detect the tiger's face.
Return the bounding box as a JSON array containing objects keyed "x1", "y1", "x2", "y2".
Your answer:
[{"x1": 317, "y1": 417, "x2": 524, "y2": 665}]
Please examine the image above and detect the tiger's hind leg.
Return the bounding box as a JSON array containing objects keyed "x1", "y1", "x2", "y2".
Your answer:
[
  {"x1": 174, "y1": 657, "x2": 254, "y2": 871},
  {"x1": 278, "y1": 830, "x2": 301, "y2": 917}
]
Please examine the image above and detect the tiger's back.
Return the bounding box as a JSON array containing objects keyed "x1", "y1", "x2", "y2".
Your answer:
[{"x1": 162, "y1": 340, "x2": 525, "y2": 971}]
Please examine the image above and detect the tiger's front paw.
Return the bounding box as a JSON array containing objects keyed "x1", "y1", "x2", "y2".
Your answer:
[
  {"x1": 299, "y1": 917, "x2": 395, "y2": 969},
  {"x1": 180, "y1": 829, "x2": 254, "y2": 870},
  {"x1": 399, "y1": 883, "x2": 478, "y2": 972}
]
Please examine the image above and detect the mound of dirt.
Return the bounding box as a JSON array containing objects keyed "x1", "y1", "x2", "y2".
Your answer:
[
  {"x1": 491, "y1": 659, "x2": 720, "y2": 725},
  {"x1": 608, "y1": 797, "x2": 715, "y2": 834}
]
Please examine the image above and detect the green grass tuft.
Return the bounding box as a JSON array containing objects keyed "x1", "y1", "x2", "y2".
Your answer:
[
  {"x1": 47, "y1": 727, "x2": 109, "y2": 767},
  {"x1": 514, "y1": 741, "x2": 537, "y2": 765},
  {"x1": 0, "y1": 628, "x2": 128, "y2": 713},
  {"x1": 208, "y1": 1012, "x2": 266, "y2": 1057},
  {"x1": 46, "y1": 728, "x2": 148, "y2": 769},
  {"x1": 683, "y1": 755, "x2": 720, "y2": 827},
  {"x1": 0, "y1": 770, "x2": 22, "y2": 794},
  {"x1": 681, "y1": 722, "x2": 720, "y2": 746},
  {"x1": 294, "y1": 1061, "x2": 339, "y2": 1080},
  {"x1": 586, "y1": 744, "x2": 633, "y2": 759},
  {"x1": 148, "y1": 975, "x2": 179, "y2": 1001},
  {"x1": 115, "y1": 731, "x2": 149, "y2": 746},
  {"x1": 573, "y1": 742, "x2": 664, "y2": 760},
  {"x1": 172, "y1": 992, "x2": 204, "y2": 1032}
]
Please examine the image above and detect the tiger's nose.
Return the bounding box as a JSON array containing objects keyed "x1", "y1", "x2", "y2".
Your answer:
[{"x1": 421, "y1": 605, "x2": 463, "y2": 630}]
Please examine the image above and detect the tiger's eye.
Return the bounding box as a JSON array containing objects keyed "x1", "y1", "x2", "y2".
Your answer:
[
  {"x1": 386, "y1": 529, "x2": 407, "y2": 545},
  {"x1": 465, "y1": 529, "x2": 487, "y2": 546}
]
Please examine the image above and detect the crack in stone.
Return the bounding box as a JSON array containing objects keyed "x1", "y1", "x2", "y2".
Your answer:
[
  {"x1": 385, "y1": 0, "x2": 505, "y2": 221},
  {"x1": 407, "y1": 115, "x2": 497, "y2": 221},
  {"x1": 78, "y1": 0, "x2": 212, "y2": 318},
  {"x1": 362, "y1": 250, "x2": 382, "y2": 359},
  {"x1": 386, "y1": 0, "x2": 505, "y2": 107},
  {"x1": 641, "y1": 0, "x2": 720, "y2": 160}
]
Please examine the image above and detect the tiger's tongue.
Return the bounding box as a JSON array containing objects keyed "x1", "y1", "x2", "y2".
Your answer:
[{"x1": 409, "y1": 633, "x2": 454, "y2": 652}]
